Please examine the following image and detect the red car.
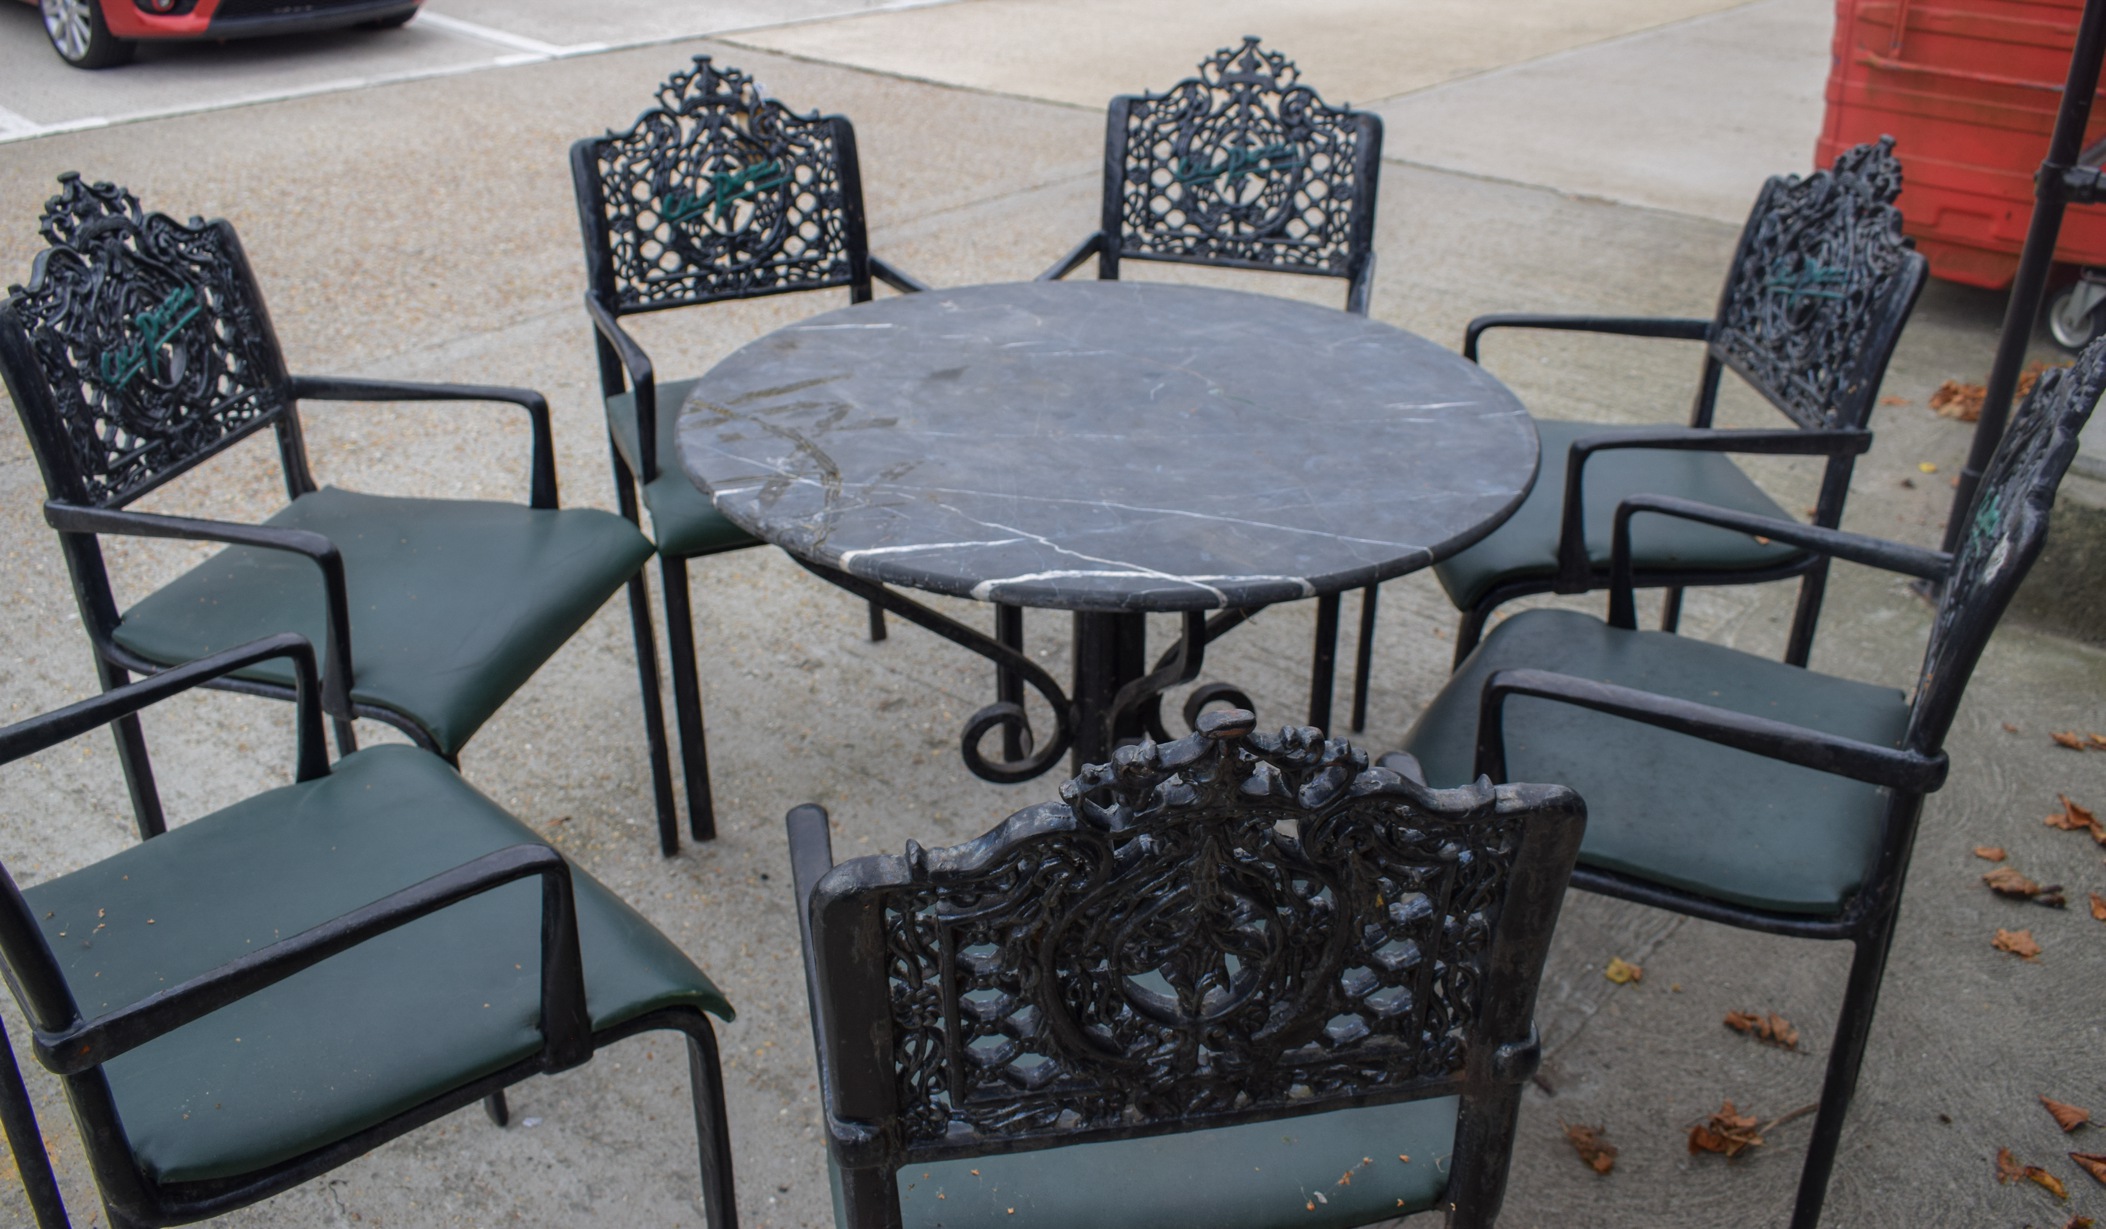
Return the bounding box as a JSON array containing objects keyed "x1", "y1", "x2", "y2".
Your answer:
[{"x1": 30, "y1": 0, "x2": 421, "y2": 69}]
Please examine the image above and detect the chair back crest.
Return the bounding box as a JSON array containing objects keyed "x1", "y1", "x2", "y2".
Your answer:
[
  {"x1": 1711, "y1": 137, "x2": 1924, "y2": 431},
  {"x1": 808, "y1": 714, "x2": 1579, "y2": 1164},
  {"x1": 1910, "y1": 340, "x2": 2105, "y2": 748},
  {"x1": 579, "y1": 57, "x2": 867, "y2": 313},
  {"x1": 1110, "y1": 38, "x2": 1378, "y2": 280},
  {"x1": 2, "y1": 174, "x2": 291, "y2": 508}
]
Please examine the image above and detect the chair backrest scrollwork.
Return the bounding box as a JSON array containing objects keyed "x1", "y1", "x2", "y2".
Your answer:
[
  {"x1": 1, "y1": 174, "x2": 292, "y2": 509},
  {"x1": 806, "y1": 712, "x2": 1583, "y2": 1183},
  {"x1": 1107, "y1": 38, "x2": 1381, "y2": 286},
  {"x1": 1709, "y1": 137, "x2": 1925, "y2": 432},
  {"x1": 575, "y1": 56, "x2": 872, "y2": 315},
  {"x1": 1909, "y1": 339, "x2": 2106, "y2": 749}
]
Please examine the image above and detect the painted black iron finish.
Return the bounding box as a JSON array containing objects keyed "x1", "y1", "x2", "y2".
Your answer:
[
  {"x1": 0, "y1": 175, "x2": 662, "y2": 842},
  {"x1": 789, "y1": 710, "x2": 1585, "y2": 1228},
  {"x1": 1455, "y1": 339, "x2": 2106, "y2": 1229},
  {"x1": 572, "y1": 56, "x2": 927, "y2": 851},
  {"x1": 1450, "y1": 138, "x2": 1927, "y2": 673},
  {"x1": 679, "y1": 280, "x2": 1536, "y2": 779},
  {"x1": 0, "y1": 636, "x2": 738, "y2": 1229}
]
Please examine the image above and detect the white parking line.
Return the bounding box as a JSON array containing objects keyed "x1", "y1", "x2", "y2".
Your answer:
[{"x1": 413, "y1": 11, "x2": 606, "y2": 59}]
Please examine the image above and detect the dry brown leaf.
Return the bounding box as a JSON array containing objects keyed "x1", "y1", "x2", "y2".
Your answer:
[
  {"x1": 1984, "y1": 867, "x2": 2043, "y2": 897},
  {"x1": 2092, "y1": 734, "x2": 2106, "y2": 751},
  {"x1": 1688, "y1": 1101, "x2": 1764, "y2": 1158},
  {"x1": 2028, "y1": 1165, "x2": 2070, "y2": 1199},
  {"x1": 1604, "y1": 957, "x2": 1642, "y2": 985},
  {"x1": 1563, "y1": 1123, "x2": 1616, "y2": 1175},
  {"x1": 1930, "y1": 380, "x2": 1985, "y2": 421},
  {"x1": 2043, "y1": 1097, "x2": 2093, "y2": 1133},
  {"x1": 1974, "y1": 845, "x2": 2009, "y2": 861},
  {"x1": 2053, "y1": 731, "x2": 2090, "y2": 750},
  {"x1": 1723, "y1": 1010, "x2": 1800, "y2": 1050},
  {"x1": 2065, "y1": 1216, "x2": 2095, "y2": 1229},
  {"x1": 2074, "y1": 1152, "x2": 2106, "y2": 1186},
  {"x1": 1994, "y1": 928, "x2": 2043, "y2": 960},
  {"x1": 2091, "y1": 893, "x2": 2106, "y2": 923},
  {"x1": 1880, "y1": 395, "x2": 1911, "y2": 406},
  {"x1": 1999, "y1": 1146, "x2": 2026, "y2": 1184}
]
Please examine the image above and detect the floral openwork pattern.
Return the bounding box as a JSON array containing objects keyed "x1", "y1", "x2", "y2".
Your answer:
[
  {"x1": 6, "y1": 174, "x2": 288, "y2": 508},
  {"x1": 1713, "y1": 137, "x2": 1915, "y2": 430},
  {"x1": 868, "y1": 715, "x2": 1520, "y2": 1146},
  {"x1": 586, "y1": 57, "x2": 857, "y2": 311},
  {"x1": 1116, "y1": 38, "x2": 1372, "y2": 275},
  {"x1": 1913, "y1": 340, "x2": 2106, "y2": 743}
]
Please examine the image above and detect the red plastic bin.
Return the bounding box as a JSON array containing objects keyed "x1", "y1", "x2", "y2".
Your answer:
[{"x1": 1818, "y1": 0, "x2": 2106, "y2": 290}]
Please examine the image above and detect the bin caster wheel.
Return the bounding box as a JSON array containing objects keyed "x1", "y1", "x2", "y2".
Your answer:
[{"x1": 2048, "y1": 281, "x2": 2106, "y2": 351}]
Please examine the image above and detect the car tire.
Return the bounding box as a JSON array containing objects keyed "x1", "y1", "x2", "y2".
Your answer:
[
  {"x1": 40, "y1": 0, "x2": 134, "y2": 69},
  {"x1": 2048, "y1": 283, "x2": 2106, "y2": 352}
]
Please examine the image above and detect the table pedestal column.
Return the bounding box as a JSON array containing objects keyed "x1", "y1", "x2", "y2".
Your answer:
[{"x1": 1070, "y1": 611, "x2": 1148, "y2": 771}]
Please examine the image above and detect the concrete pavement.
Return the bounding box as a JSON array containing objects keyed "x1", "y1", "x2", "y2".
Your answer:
[{"x1": 1, "y1": 2, "x2": 2104, "y2": 1226}]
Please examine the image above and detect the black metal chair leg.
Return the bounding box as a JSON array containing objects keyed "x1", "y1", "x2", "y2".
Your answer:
[
  {"x1": 1788, "y1": 925, "x2": 1899, "y2": 1229},
  {"x1": 93, "y1": 659, "x2": 165, "y2": 841},
  {"x1": 624, "y1": 570, "x2": 681, "y2": 857},
  {"x1": 1659, "y1": 585, "x2": 1685, "y2": 634},
  {"x1": 0, "y1": 1021, "x2": 68, "y2": 1228},
  {"x1": 1784, "y1": 559, "x2": 1833, "y2": 668},
  {"x1": 1350, "y1": 584, "x2": 1378, "y2": 732},
  {"x1": 1453, "y1": 604, "x2": 1489, "y2": 671},
  {"x1": 995, "y1": 604, "x2": 1025, "y2": 760},
  {"x1": 681, "y1": 1017, "x2": 740, "y2": 1229},
  {"x1": 867, "y1": 599, "x2": 887, "y2": 642},
  {"x1": 483, "y1": 1091, "x2": 509, "y2": 1127},
  {"x1": 1308, "y1": 593, "x2": 1340, "y2": 733},
  {"x1": 331, "y1": 718, "x2": 358, "y2": 758},
  {"x1": 658, "y1": 556, "x2": 717, "y2": 843}
]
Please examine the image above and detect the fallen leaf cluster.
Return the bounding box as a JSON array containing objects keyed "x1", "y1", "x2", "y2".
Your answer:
[
  {"x1": 1562, "y1": 1123, "x2": 1616, "y2": 1175},
  {"x1": 1983, "y1": 865, "x2": 2068, "y2": 908},
  {"x1": 1996, "y1": 1098, "x2": 2106, "y2": 1205},
  {"x1": 2045, "y1": 795, "x2": 2106, "y2": 846},
  {"x1": 2050, "y1": 731, "x2": 2106, "y2": 753},
  {"x1": 1722, "y1": 1009, "x2": 1799, "y2": 1050},
  {"x1": 1975, "y1": 845, "x2": 2008, "y2": 861},
  {"x1": 1993, "y1": 928, "x2": 2043, "y2": 960},
  {"x1": 1688, "y1": 1101, "x2": 1763, "y2": 1158},
  {"x1": 1931, "y1": 364, "x2": 2069, "y2": 422}
]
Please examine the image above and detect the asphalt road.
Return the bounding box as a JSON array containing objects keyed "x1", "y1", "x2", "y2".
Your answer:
[{"x1": 0, "y1": 0, "x2": 944, "y2": 140}]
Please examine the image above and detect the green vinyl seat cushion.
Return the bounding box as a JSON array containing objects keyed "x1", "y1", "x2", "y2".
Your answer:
[
  {"x1": 887, "y1": 1096, "x2": 1457, "y2": 1229},
  {"x1": 1401, "y1": 609, "x2": 1911, "y2": 916},
  {"x1": 19, "y1": 744, "x2": 729, "y2": 1186},
  {"x1": 1432, "y1": 420, "x2": 1810, "y2": 611},
  {"x1": 606, "y1": 377, "x2": 761, "y2": 559},
  {"x1": 110, "y1": 486, "x2": 653, "y2": 757}
]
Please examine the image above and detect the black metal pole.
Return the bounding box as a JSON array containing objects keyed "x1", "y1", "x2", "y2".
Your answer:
[{"x1": 1943, "y1": 0, "x2": 2106, "y2": 551}]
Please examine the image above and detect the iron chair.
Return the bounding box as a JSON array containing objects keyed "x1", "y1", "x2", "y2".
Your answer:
[
  {"x1": 0, "y1": 175, "x2": 674, "y2": 846},
  {"x1": 573, "y1": 55, "x2": 928, "y2": 851},
  {"x1": 0, "y1": 633, "x2": 737, "y2": 1229},
  {"x1": 1395, "y1": 337, "x2": 2106, "y2": 1229},
  {"x1": 1037, "y1": 36, "x2": 1386, "y2": 740},
  {"x1": 1431, "y1": 137, "x2": 1927, "y2": 677},
  {"x1": 790, "y1": 709, "x2": 1585, "y2": 1228}
]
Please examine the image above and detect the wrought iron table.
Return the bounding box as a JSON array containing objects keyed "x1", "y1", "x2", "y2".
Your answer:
[{"x1": 677, "y1": 280, "x2": 1536, "y2": 781}]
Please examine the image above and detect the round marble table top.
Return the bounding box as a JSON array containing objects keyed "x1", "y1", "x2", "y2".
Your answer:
[{"x1": 678, "y1": 281, "x2": 1538, "y2": 613}]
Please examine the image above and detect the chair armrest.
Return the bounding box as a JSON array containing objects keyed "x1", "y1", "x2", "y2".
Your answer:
[
  {"x1": 289, "y1": 376, "x2": 558, "y2": 510},
  {"x1": 45, "y1": 502, "x2": 357, "y2": 719},
  {"x1": 1473, "y1": 667, "x2": 1946, "y2": 794},
  {"x1": 34, "y1": 843, "x2": 589, "y2": 1076},
  {"x1": 0, "y1": 633, "x2": 326, "y2": 784},
  {"x1": 584, "y1": 295, "x2": 661, "y2": 480},
  {"x1": 1553, "y1": 426, "x2": 1873, "y2": 591},
  {"x1": 1037, "y1": 232, "x2": 1106, "y2": 282},
  {"x1": 1463, "y1": 313, "x2": 1712, "y2": 362},
  {"x1": 868, "y1": 255, "x2": 930, "y2": 295},
  {"x1": 786, "y1": 805, "x2": 838, "y2": 1098},
  {"x1": 1607, "y1": 493, "x2": 1951, "y2": 628}
]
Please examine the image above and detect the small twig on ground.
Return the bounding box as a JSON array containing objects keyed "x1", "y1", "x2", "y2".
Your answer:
[{"x1": 1760, "y1": 1102, "x2": 1822, "y2": 1136}]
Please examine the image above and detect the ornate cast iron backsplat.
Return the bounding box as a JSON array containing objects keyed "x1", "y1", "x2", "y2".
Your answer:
[
  {"x1": 587, "y1": 57, "x2": 857, "y2": 311},
  {"x1": 1913, "y1": 338, "x2": 2106, "y2": 745},
  {"x1": 861, "y1": 713, "x2": 1521, "y2": 1146},
  {"x1": 1117, "y1": 38, "x2": 1371, "y2": 275},
  {"x1": 1713, "y1": 137, "x2": 1914, "y2": 430},
  {"x1": 6, "y1": 174, "x2": 288, "y2": 508}
]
